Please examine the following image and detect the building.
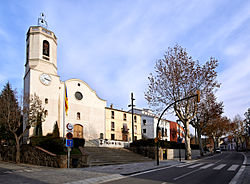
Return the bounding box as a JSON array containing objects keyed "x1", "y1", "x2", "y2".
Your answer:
[
  {"x1": 105, "y1": 106, "x2": 142, "y2": 141},
  {"x1": 170, "y1": 121, "x2": 185, "y2": 143},
  {"x1": 23, "y1": 22, "x2": 106, "y2": 141},
  {"x1": 132, "y1": 108, "x2": 170, "y2": 141}
]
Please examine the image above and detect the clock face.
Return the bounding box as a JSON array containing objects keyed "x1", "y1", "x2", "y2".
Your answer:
[
  {"x1": 40, "y1": 73, "x2": 52, "y2": 85},
  {"x1": 75, "y1": 91, "x2": 83, "y2": 100}
]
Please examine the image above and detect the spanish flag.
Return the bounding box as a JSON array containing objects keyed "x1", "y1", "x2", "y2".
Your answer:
[{"x1": 65, "y1": 83, "x2": 68, "y2": 116}]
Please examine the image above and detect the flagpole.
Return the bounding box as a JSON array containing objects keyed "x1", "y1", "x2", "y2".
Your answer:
[{"x1": 63, "y1": 82, "x2": 66, "y2": 141}]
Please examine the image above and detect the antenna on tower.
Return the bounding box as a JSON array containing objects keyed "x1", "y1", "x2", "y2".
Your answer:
[{"x1": 38, "y1": 13, "x2": 48, "y2": 29}]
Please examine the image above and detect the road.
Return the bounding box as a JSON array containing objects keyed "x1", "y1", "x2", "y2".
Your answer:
[{"x1": 103, "y1": 152, "x2": 245, "y2": 184}]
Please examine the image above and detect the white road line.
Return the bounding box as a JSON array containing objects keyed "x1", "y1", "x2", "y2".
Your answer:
[
  {"x1": 227, "y1": 165, "x2": 239, "y2": 171},
  {"x1": 3, "y1": 171, "x2": 13, "y2": 174},
  {"x1": 173, "y1": 168, "x2": 201, "y2": 180},
  {"x1": 213, "y1": 164, "x2": 226, "y2": 170},
  {"x1": 176, "y1": 163, "x2": 193, "y2": 168},
  {"x1": 200, "y1": 163, "x2": 214, "y2": 169},
  {"x1": 188, "y1": 163, "x2": 203, "y2": 168},
  {"x1": 229, "y1": 152, "x2": 247, "y2": 184}
]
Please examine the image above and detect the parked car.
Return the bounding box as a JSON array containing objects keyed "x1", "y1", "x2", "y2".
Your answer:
[{"x1": 215, "y1": 148, "x2": 222, "y2": 154}]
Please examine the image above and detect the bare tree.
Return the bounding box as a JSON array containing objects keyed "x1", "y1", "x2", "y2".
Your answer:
[
  {"x1": 145, "y1": 44, "x2": 220, "y2": 159},
  {"x1": 0, "y1": 82, "x2": 45, "y2": 163}
]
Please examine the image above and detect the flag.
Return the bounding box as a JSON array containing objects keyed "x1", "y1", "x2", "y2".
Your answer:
[{"x1": 65, "y1": 83, "x2": 68, "y2": 116}]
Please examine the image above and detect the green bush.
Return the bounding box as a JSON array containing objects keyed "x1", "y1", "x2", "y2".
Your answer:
[
  {"x1": 130, "y1": 139, "x2": 199, "y2": 150},
  {"x1": 73, "y1": 138, "x2": 85, "y2": 148},
  {"x1": 30, "y1": 136, "x2": 65, "y2": 154}
]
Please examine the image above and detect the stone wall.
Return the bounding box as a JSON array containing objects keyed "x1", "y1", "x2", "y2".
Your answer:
[{"x1": 0, "y1": 144, "x2": 89, "y2": 168}]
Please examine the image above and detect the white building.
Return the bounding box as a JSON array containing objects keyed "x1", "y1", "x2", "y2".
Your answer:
[
  {"x1": 131, "y1": 108, "x2": 170, "y2": 141},
  {"x1": 23, "y1": 23, "x2": 106, "y2": 141}
]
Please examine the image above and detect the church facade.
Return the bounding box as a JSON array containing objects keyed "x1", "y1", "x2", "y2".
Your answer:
[{"x1": 24, "y1": 26, "x2": 106, "y2": 141}]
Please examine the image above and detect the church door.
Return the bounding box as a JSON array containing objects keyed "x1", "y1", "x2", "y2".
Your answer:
[{"x1": 73, "y1": 124, "x2": 83, "y2": 138}]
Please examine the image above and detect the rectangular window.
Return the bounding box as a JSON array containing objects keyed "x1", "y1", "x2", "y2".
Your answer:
[
  {"x1": 111, "y1": 134, "x2": 115, "y2": 140},
  {"x1": 143, "y1": 129, "x2": 146, "y2": 133},
  {"x1": 111, "y1": 122, "x2": 115, "y2": 131},
  {"x1": 111, "y1": 111, "x2": 114, "y2": 119},
  {"x1": 143, "y1": 119, "x2": 146, "y2": 125}
]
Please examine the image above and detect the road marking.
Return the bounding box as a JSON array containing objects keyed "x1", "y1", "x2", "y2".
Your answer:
[
  {"x1": 200, "y1": 163, "x2": 214, "y2": 169},
  {"x1": 213, "y1": 164, "x2": 226, "y2": 170},
  {"x1": 176, "y1": 163, "x2": 193, "y2": 168},
  {"x1": 229, "y1": 152, "x2": 247, "y2": 184},
  {"x1": 173, "y1": 168, "x2": 201, "y2": 180},
  {"x1": 227, "y1": 165, "x2": 239, "y2": 171},
  {"x1": 3, "y1": 171, "x2": 13, "y2": 174},
  {"x1": 188, "y1": 163, "x2": 203, "y2": 168}
]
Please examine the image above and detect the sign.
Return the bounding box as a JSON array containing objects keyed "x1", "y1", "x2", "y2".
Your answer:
[
  {"x1": 66, "y1": 139, "x2": 73, "y2": 147},
  {"x1": 66, "y1": 132, "x2": 73, "y2": 139},
  {"x1": 66, "y1": 123, "x2": 73, "y2": 130}
]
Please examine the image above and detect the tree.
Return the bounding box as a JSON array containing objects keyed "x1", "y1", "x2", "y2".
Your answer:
[
  {"x1": 145, "y1": 44, "x2": 220, "y2": 159},
  {"x1": 229, "y1": 115, "x2": 245, "y2": 151},
  {"x1": 244, "y1": 108, "x2": 250, "y2": 150},
  {"x1": 52, "y1": 121, "x2": 60, "y2": 137},
  {"x1": 204, "y1": 116, "x2": 230, "y2": 152},
  {"x1": 191, "y1": 92, "x2": 223, "y2": 156},
  {"x1": 0, "y1": 82, "x2": 45, "y2": 163}
]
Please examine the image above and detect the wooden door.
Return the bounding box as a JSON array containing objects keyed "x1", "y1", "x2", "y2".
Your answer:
[{"x1": 73, "y1": 124, "x2": 83, "y2": 138}]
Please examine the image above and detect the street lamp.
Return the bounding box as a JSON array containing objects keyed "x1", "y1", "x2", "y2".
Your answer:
[
  {"x1": 156, "y1": 91, "x2": 200, "y2": 165},
  {"x1": 177, "y1": 119, "x2": 182, "y2": 162},
  {"x1": 128, "y1": 92, "x2": 135, "y2": 142}
]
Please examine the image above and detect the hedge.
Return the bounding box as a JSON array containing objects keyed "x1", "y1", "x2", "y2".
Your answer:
[{"x1": 130, "y1": 139, "x2": 200, "y2": 150}]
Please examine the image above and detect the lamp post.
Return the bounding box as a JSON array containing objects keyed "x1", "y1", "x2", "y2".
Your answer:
[
  {"x1": 128, "y1": 92, "x2": 135, "y2": 142},
  {"x1": 177, "y1": 120, "x2": 182, "y2": 162},
  {"x1": 156, "y1": 91, "x2": 200, "y2": 165}
]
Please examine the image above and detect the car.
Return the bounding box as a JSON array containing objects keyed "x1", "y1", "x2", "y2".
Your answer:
[{"x1": 215, "y1": 148, "x2": 222, "y2": 154}]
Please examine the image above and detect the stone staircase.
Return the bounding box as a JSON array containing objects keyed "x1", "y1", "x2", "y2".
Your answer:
[{"x1": 82, "y1": 147, "x2": 153, "y2": 166}]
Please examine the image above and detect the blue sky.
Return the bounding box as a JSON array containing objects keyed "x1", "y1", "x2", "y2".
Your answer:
[{"x1": 0, "y1": 0, "x2": 250, "y2": 121}]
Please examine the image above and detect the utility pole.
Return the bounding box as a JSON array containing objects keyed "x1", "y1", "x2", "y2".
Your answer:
[{"x1": 128, "y1": 92, "x2": 135, "y2": 142}]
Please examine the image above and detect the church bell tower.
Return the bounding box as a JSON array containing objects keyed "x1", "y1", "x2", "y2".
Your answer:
[{"x1": 23, "y1": 14, "x2": 61, "y2": 137}]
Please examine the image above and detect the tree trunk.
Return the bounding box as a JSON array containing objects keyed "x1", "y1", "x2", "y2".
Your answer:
[
  {"x1": 14, "y1": 134, "x2": 21, "y2": 163},
  {"x1": 184, "y1": 120, "x2": 192, "y2": 160},
  {"x1": 197, "y1": 128, "x2": 204, "y2": 156}
]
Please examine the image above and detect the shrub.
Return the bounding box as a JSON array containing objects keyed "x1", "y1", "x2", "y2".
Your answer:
[
  {"x1": 73, "y1": 138, "x2": 85, "y2": 148},
  {"x1": 130, "y1": 139, "x2": 199, "y2": 150},
  {"x1": 30, "y1": 136, "x2": 65, "y2": 154}
]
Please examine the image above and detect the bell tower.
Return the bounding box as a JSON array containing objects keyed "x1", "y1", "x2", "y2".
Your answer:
[
  {"x1": 23, "y1": 14, "x2": 62, "y2": 138},
  {"x1": 25, "y1": 13, "x2": 58, "y2": 77}
]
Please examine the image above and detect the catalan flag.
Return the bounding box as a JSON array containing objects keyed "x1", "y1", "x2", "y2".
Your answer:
[{"x1": 65, "y1": 83, "x2": 68, "y2": 116}]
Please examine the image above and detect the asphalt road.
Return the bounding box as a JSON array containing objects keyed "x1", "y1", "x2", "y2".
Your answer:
[{"x1": 103, "y1": 152, "x2": 244, "y2": 184}]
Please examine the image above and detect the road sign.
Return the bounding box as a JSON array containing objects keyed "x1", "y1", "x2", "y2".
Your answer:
[
  {"x1": 66, "y1": 123, "x2": 73, "y2": 130},
  {"x1": 66, "y1": 139, "x2": 73, "y2": 147},
  {"x1": 66, "y1": 132, "x2": 73, "y2": 139}
]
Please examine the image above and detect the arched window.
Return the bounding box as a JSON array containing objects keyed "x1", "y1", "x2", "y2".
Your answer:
[
  {"x1": 77, "y1": 112, "x2": 81, "y2": 120},
  {"x1": 43, "y1": 40, "x2": 50, "y2": 57},
  {"x1": 123, "y1": 113, "x2": 127, "y2": 121},
  {"x1": 45, "y1": 98, "x2": 48, "y2": 104}
]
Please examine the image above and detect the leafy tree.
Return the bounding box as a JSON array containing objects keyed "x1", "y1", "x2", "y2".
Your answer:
[
  {"x1": 204, "y1": 116, "x2": 230, "y2": 152},
  {"x1": 0, "y1": 82, "x2": 45, "y2": 163},
  {"x1": 145, "y1": 44, "x2": 220, "y2": 159},
  {"x1": 191, "y1": 92, "x2": 223, "y2": 156},
  {"x1": 229, "y1": 115, "x2": 245, "y2": 150}
]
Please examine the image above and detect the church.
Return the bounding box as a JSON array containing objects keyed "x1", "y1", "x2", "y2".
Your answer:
[
  {"x1": 23, "y1": 18, "x2": 107, "y2": 141},
  {"x1": 23, "y1": 16, "x2": 171, "y2": 144}
]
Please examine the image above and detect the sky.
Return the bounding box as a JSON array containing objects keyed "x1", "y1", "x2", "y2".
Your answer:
[{"x1": 0, "y1": 0, "x2": 250, "y2": 122}]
